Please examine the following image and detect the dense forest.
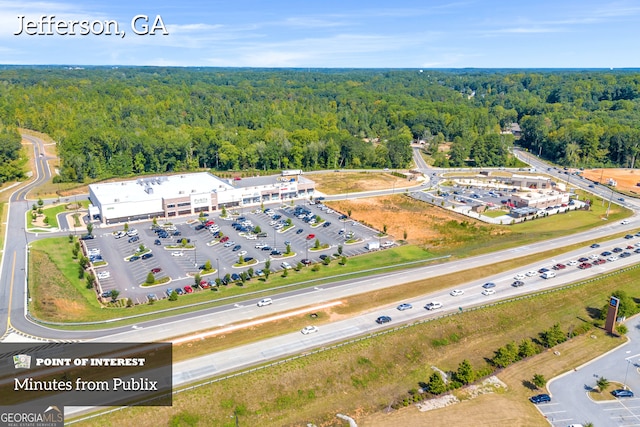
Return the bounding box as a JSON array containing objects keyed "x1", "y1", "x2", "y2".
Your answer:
[{"x1": 0, "y1": 67, "x2": 639, "y2": 183}]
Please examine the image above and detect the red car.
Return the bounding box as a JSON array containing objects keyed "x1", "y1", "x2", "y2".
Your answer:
[
  {"x1": 200, "y1": 280, "x2": 211, "y2": 289},
  {"x1": 205, "y1": 220, "x2": 215, "y2": 226},
  {"x1": 183, "y1": 285, "x2": 194, "y2": 294},
  {"x1": 150, "y1": 268, "x2": 162, "y2": 274},
  {"x1": 593, "y1": 258, "x2": 606, "y2": 265},
  {"x1": 306, "y1": 234, "x2": 315, "y2": 240},
  {"x1": 553, "y1": 263, "x2": 566, "y2": 270},
  {"x1": 220, "y1": 236, "x2": 229, "y2": 243}
]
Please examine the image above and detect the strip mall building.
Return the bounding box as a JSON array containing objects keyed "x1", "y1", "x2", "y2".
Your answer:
[{"x1": 88, "y1": 172, "x2": 316, "y2": 224}]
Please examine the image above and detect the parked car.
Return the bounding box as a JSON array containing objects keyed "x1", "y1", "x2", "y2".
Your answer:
[
  {"x1": 150, "y1": 268, "x2": 162, "y2": 274},
  {"x1": 171, "y1": 251, "x2": 184, "y2": 257},
  {"x1": 175, "y1": 288, "x2": 185, "y2": 295},
  {"x1": 141, "y1": 253, "x2": 153, "y2": 260},
  {"x1": 231, "y1": 273, "x2": 241, "y2": 281},
  {"x1": 129, "y1": 256, "x2": 140, "y2": 262},
  {"x1": 232, "y1": 245, "x2": 242, "y2": 251},
  {"x1": 612, "y1": 389, "x2": 634, "y2": 398},
  {"x1": 296, "y1": 228, "x2": 304, "y2": 234},
  {"x1": 128, "y1": 236, "x2": 139, "y2": 243},
  {"x1": 301, "y1": 259, "x2": 312, "y2": 266},
  {"x1": 183, "y1": 285, "x2": 194, "y2": 294},
  {"x1": 376, "y1": 315, "x2": 392, "y2": 324},
  {"x1": 529, "y1": 394, "x2": 551, "y2": 404},
  {"x1": 80, "y1": 234, "x2": 94, "y2": 240},
  {"x1": 397, "y1": 303, "x2": 413, "y2": 311},
  {"x1": 280, "y1": 262, "x2": 292, "y2": 270},
  {"x1": 270, "y1": 249, "x2": 282, "y2": 256},
  {"x1": 306, "y1": 234, "x2": 315, "y2": 240}
]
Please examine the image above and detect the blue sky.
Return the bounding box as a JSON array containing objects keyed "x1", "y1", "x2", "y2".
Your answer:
[{"x1": 1, "y1": 0, "x2": 639, "y2": 67}]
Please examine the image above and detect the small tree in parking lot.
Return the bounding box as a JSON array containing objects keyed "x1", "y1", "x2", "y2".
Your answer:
[
  {"x1": 265, "y1": 260, "x2": 271, "y2": 271},
  {"x1": 124, "y1": 223, "x2": 129, "y2": 232},
  {"x1": 337, "y1": 245, "x2": 343, "y2": 255},
  {"x1": 86, "y1": 223, "x2": 93, "y2": 236},
  {"x1": 322, "y1": 257, "x2": 331, "y2": 266},
  {"x1": 146, "y1": 272, "x2": 155, "y2": 285},
  {"x1": 110, "y1": 290, "x2": 120, "y2": 302},
  {"x1": 264, "y1": 268, "x2": 271, "y2": 280},
  {"x1": 238, "y1": 255, "x2": 245, "y2": 264},
  {"x1": 194, "y1": 273, "x2": 201, "y2": 287},
  {"x1": 204, "y1": 260, "x2": 212, "y2": 271},
  {"x1": 286, "y1": 243, "x2": 291, "y2": 254},
  {"x1": 247, "y1": 267, "x2": 254, "y2": 277},
  {"x1": 254, "y1": 225, "x2": 261, "y2": 234},
  {"x1": 168, "y1": 290, "x2": 178, "y2": 301},
  {"x1": 221, "y1": 206, "x2": 227, "y2": 217},
  {"x1": 139, "y1": 244, "x2": 146, "y2": 253},
  {"x1": 596, "y1": 376, "x2": 609, "y2": 393},
  {"x1": 314, "y1": 238, "x2": 320, "y2": 249}
]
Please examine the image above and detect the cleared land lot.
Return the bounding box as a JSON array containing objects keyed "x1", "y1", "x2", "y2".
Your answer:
[{"x1": 583, "y1": 167, "x2": 640, "y2": 194}]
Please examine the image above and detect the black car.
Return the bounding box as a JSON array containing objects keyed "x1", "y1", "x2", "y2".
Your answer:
[
  {"x1": 301, "y1": 259, "x2": 312, "y2": 265},
  {"x1": 80, "y1": 234, "x2": 94, "y2": 240},
  {"x1": 590, "y1": 243, "x2": 600, "y2": 248},
  {"x1": 601, "y1": 251, "x2": 612, "y2": 256},
  {"x1": 529, "y1": 394, "x2": 551, "y2": 404},
  {"x1": 296, "y1": 228, "x2": 304, "y2": 234},
  {"x1": 376, "y1": 315, "x2": 392, "y2": 324},
  {"x1": 625, "y1": 234, "x2": 634, "y2": 239},
  {"x1": 261, "y1": 246, "x2": 272, "y2": 251},
  {"x1": 613, "y1": 247, "x2": 623, "y2": 253},
  {"x1": 141, "y1": 253, "x2": 153, "y2": 260},
  {"x1": 158, "y1": 231, "x2": 168, "y2": 238},
  {"x1": 232, "y1": 245, "x2": 241, "y2": 251},
  {"x1": 129, "y1": 256, "x2": 140, "y2": 262},
  {"x1": 270, "y1": 249, "x2": 282, "y2": 256},
  {"x1": 620, "y1": 252, "x2": 632, "y2": 258},
  {"x1": 231, "y1": 273, "x2": 241, "y2": 281},
  {"x1": 482, "y1": 282, "x2": 496, "y2": 289},
  {"x1": 177, "y1": 238, "x2": 191, "y2": 244},
  {"x1": 101, "y1": 291, "x2": 112, "y2": 298},
  {"x1": 512, "y1": 280, "x2": 525, "y2": 287},
  {"x1": 154, "y1": 239, "x2": 162, "y2": 246},
  {"x1": 194, "y1": 224, "x2": 205, "y2": 231},
  {"x1": 173, "y1": 230, "x2": 182, "y2": 236},
  {"x1": 578, "y1": 257, "x2": 589, "y2": 262},
  {"x1": 319, "y1": 254, "x2": 329, "y2": 260},
  {"x1": 128, "y1": 236, "x2": 139, "y2": 243},
  {"x1": 322, "y1": 222, "x2": 332, "y2": 228},
  {"x1": 243, "y1": 257, "x2": 254, "y2": 262}
]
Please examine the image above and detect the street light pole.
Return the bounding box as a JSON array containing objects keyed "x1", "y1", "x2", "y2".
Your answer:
[
  {"x1": 193, "y1": 240, "x2": 197, "y2": 267},
  {"x1": 216, "y1": 258, "x2": 220, "y2": 280}
]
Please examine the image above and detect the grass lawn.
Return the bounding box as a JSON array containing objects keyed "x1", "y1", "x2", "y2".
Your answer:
[
  {"x1": 25, "y1": 202, "x2": 87, "y2": 230},
  {"x1": 72, "y1": 261, "x2": 637, "y2": 427}
]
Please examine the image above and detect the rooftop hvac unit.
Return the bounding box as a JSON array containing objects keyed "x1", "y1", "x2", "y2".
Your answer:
[{"x1": 145, "y1": 186, "x2": 154, "y2": 194}]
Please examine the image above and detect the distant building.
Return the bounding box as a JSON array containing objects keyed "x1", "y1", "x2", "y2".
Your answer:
[
  {"x1": 89, "y1": 172, "x2": 316, "y2": 224},
  {"x1": 510, "y1": 190, "x2": 569, "y2": 209}
]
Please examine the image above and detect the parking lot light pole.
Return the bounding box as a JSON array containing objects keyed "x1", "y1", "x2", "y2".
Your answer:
[
  {"x1": 624, "y1": 359, "x2": 631, "y2": 390},
  {"x1": 216, "y1": 258, "x2": 220, "y2": 280},
  {"x1": 193, "y1": 240, "x2": 197, "y2": 267}
]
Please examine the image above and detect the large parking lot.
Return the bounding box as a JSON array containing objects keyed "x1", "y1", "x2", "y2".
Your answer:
[{"x1": 84, "y1": 202, "x2": 390, "y2": 303}]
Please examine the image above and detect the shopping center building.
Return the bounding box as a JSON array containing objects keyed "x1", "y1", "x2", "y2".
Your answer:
[{"x1": 88, "y1": 172, "x2": 316, "y2": 224}]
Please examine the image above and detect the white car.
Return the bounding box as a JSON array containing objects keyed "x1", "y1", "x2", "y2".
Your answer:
[
  {"x1": 525, "y1": 271, "x2": 537, "y2": 277},
  {"x1": 245, "y1": 234, "x2": 257, "y2": 240},
  {"x1": 223, "y1": 241, "x2": 235, "y2": 247},
  {"x1": 481, "y1": 289, "x2": 495, "y2": 296},
  {"x1": 127, "y1": 229, "x2": 138, "y2": 237},
  {"x1": 514, "y1": 274, "x2": 526, "y2": 280},
  {"x1": 607, "y1": 256, "x2": 619, "y2": 262},
  {"x1": 301, "y1": 326, "x2": 319, "y2": 335},
  {"x1": 171, "y1": 251, "x2": 184, "y2": 257},
  {"x1": 281, "y1": 262, "x2": 292, "y2": 270},
  {"x1": 255, "y1": 243, "x2": 267, "y2": 249},
  {"x1": 425, "y1": 301, "x2": 443, "y2": 310},
  {"x1": 257, "y1": 298, "x2": 273, "y2": 307},
  {"x1": 237, "y1": 251, "x2": 247, "y2": 257},
  {"x1": 450, "y1": 289, "x2": 464, "y2": 297},
  {"x1": 97, "y1": 271, "x2": 110, "y2": 279},
  {"x1": 622, "y1": 219, "x2": 630, "y2": 225},
  {"x1": 567, "y1": 260, "x2": 578, "y2": 266},
  {"x1": 589, "y1": 254, "x2": 599, "y2": 260},
  {"x1": 114, "y1": 231, "x2": 126, "y2": 238}
]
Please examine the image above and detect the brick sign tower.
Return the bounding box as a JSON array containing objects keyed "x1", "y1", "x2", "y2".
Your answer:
[{"x1": 605, "y1": 296, "x2": 620, "y2": 334}]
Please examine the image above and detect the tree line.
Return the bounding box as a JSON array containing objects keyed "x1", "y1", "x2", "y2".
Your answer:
[{"x1": 0, "y1": 67, "x2": 640, "y2": 182}]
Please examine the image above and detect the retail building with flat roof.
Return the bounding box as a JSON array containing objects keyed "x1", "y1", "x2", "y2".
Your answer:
[{"x1": 89, "y1": 172, "x2": 315, "y2": 224}]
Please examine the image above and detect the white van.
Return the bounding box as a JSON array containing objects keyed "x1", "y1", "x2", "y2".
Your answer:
[{"x1": 541, "y1": 271, "x2": 556, "y2": 279}]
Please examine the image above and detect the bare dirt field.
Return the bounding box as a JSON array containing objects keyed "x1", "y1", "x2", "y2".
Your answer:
[
  {"x1": 326, "y1": 195, "x2": 506, "y2": 247},
  {"x1": 310, "y1": 171, "x2": 420, "y2": 195},
  {"x1": 583, "y1": 168, "x2": 640, "y2": 194}
]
